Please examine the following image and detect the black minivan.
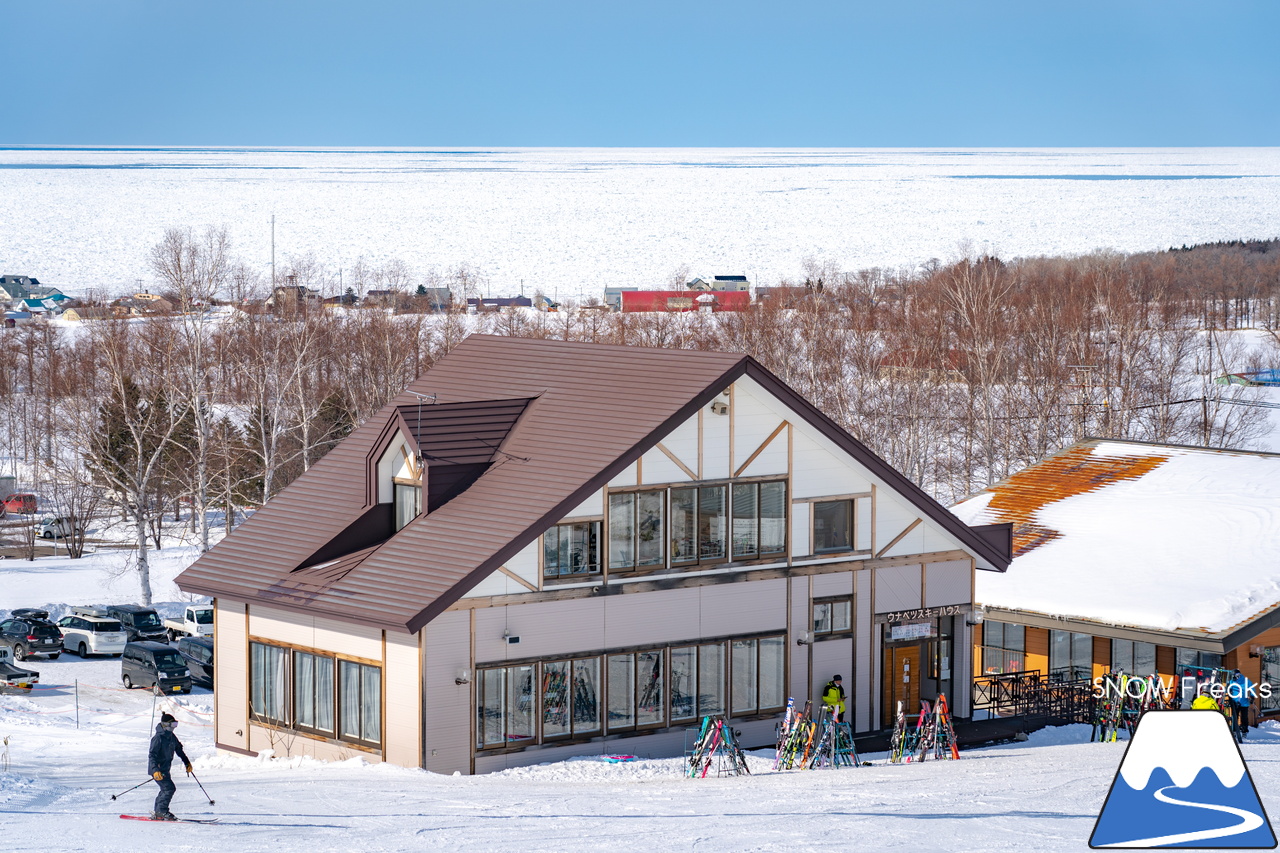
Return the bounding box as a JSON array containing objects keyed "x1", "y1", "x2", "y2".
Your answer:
[
  {"x1": 121, "y1": 641, "x2": 192, "y2": 693},
  {"x1": 176, "y1": 636, "x2": 214, "y2": 689},
  {"x1": 106, "y1": 605, "x2": 168, "y2": 643}
]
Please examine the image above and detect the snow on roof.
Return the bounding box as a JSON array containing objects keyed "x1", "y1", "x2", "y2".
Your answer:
[{"x1": 951, "y1": 439, "x2": 1280, "y2": 635}]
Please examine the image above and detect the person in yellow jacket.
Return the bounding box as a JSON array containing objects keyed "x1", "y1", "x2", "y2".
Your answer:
[
  {"x1": 822, "y1": 675, "x2": 846, "y2": 722},
  {"x1": 1191, "y1": 689, "x2": 1221, "y2": 711}
]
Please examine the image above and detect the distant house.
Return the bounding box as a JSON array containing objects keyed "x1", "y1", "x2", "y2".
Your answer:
[
  {"x1": 877, "y1": 349, "x2": 970, "y2": 383},
  {"x1": 756, "y1": 286, "x2": 819, "y2": 308},
  {"x1": 621, "y1": 290, "x2": 751, "y2": 313},
  {"x1": 112, "y1": 296, "x2": 174, "y2": 316},
  {"x1": 603, "y1": 287, "x2": 638, "y2": 311},
  {"x1": 267, "y1": 284, "x2": 322, "y2": 311},
  {"x1": 3, "y1": 311, "x2": 33, "y2": 327},
  {"x1": 466, "y1": 296, "x2": 533, "y2": 311},
  {"x1": 1216, "y1": 369, "x2": 1280, "y2": 388},
  {"x1": 62, "y1": 306, "x2": 119, "y2": 322},
  {"x1": 417, "y1": 287, "x2": 453, "y2": 312},
  {"x1": 0, "y1": 274, "x2": 40, "y2": 301},
  {"x1": 687, "y1": 275, "x2": 751, "y2": 293}
]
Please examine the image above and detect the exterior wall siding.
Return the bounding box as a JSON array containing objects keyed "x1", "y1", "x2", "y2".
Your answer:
[
  {"x1": 855, "y1": 569, "x2": 874, "y2": 731},
  {"x1": 874, "y1": 564, "x2": 922, "y2": 613},
  {"x1": 214, "y1": 599, "x2": 249, "y2": 754},
  {"x1": 1025, "y1": 626, "x2": 1050, "y2": 674},
  {"x1": 385, "y1": 630, "x2": 422, "y2": 768},
  {"x1": 924, "y1": 560, "x2": 969, "y2": 607},
  {"x1": 423, "y1": 611, "x2": 473, "y2": 774}
]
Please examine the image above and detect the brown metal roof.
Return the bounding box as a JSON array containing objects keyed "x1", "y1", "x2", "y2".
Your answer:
[
  {"x1": 396, "y1": 397, "x2": 532, "y2": 466},
  {"x1": 177, "y1": 335, "x2": 1009, "y2": 633}
]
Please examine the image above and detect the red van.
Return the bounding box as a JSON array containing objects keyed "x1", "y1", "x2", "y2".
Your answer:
[{"x1": 2, "y1": 493, "x2": 38, "y2": 515}]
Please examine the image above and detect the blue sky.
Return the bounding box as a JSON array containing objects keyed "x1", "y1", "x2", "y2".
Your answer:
[{"x1": 3, "y1": 0, "x2": 1277, "y2": 146}]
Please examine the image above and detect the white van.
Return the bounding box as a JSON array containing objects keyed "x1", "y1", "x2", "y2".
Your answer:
[{"x1": 57, "y1": 610, "x2": 127, "y2": 657}]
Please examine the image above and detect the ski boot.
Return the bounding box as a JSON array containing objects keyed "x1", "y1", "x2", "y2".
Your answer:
[{"x1": 151, "y1": 811, "x2": 178, "y2": 821}]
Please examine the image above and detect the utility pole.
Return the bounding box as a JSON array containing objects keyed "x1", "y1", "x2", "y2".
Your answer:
[{"x1": 270, "y1": 215, "x2": 276, "y2": 289}]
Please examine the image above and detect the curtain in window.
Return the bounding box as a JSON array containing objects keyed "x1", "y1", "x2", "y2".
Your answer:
[
  {"x1": 698, "y1": 644, "x2": 725, "y2": 716},
  {"x1": 608, "y1": 494, "x2": 635, "y2": 569},
  {"x1": 607, "y1": 654, "x2": 635, "y2": 731},
  {"x1": 339, "y1": 660, "x2": 361, "y2": 739},
  {"x1": 360, "y1": 665, "x2": 381, "y2": 743},
  {"x1": 813, "y1": 603, "x2": 832, "y2": 634},
  {"x1": 731, "y1": 639, "x2": 757, "y2": 714},
  {"x1": 572, "y1": 658, "x2": 601, "y2": 735},
  {"x1": 250, "y1": 643, "x2": 287, "y2": 723},
  {"x1": 732, "y1": 484, "x2": 759, "y2": 559},
  {"x1": 698, "y1": 487, "x2": 726, "y2": 560},
  {"x1": 394, "y1": 483, "x2": 420, "y2": 532},
  {"x1": 296, "y1": 652, "x2": 316, "y2": 729}
]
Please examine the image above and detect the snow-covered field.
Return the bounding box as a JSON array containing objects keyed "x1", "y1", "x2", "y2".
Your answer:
[
  {"x1": 5, "y1": 648, "x2": 1280, "y2": 853},
  {"x1": 3, "y1": 146, "x2": 1279, "y2": 296}
]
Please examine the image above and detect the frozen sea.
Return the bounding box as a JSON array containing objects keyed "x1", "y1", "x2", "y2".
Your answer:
[{"x1": 2, "y1": 146, "x2": 1279, "y2": 296}]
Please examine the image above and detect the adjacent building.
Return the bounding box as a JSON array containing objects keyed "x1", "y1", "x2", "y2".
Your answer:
[
  {"x1": 953, "y1": 439, "x2": 1280, "y2": 716},
  {"x1": 177, "y1": 335, "x2": 1010, "y2": 773}
]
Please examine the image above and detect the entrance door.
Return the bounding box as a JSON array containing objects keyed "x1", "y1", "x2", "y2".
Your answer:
[{"x1": 883, "y1": 643, "x2": 923, "y2": 725}]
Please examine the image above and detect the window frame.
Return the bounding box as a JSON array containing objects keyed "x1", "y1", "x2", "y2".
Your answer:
[
  {"x1": 246, "y1": 638, "x2": 384, "y2": 751},
  {"x1": 812, "y1": 595, "x2": 854, "y2": 638},
  {"x1": 542, "y1": 519, "x2": 603, "y2": 580},
  {"x1": 474, "y1": 632, "x2": 788, "y2": 753},
  {"x1": 608, "y1": 477, "x2": 789, "y2": 575},
  {"x1": 393, "y1": 480, "x2": 421, "y2": 532},
  {"x1": 812, "y1": 499, "x2": 854, "y2": 555},
  {"x1": 981, "y1": 620, "x2": 1026, "y2": 675}
]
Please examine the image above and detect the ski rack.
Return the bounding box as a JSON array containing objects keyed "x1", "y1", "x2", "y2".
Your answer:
[
  {"x1": 773, "y1": 699, "x2": 861, "y2": 770},
  {"x1": 889, "y1": 694, "x2": 961, "y2": 763},
  {"x1": 686, "y1": 715, "x2": 751, "y2": 778}
]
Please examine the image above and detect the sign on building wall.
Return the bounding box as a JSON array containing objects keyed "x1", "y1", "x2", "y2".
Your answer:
[
  {"x1": 888, "y1": 621, "x2": 938, "y2": 641},
  {"x1": 875, "y1": 604, "x2": 970, "y2": 624}
]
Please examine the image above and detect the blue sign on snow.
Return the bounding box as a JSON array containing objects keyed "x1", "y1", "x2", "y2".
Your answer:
[{"x1": 1091, "y1": 710, "x2": 1276, "y2": 848}]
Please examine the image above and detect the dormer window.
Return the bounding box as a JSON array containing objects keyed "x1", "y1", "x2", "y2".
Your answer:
[{"x1": 394, "y1": 482, "x2": 421, "y2": 531}]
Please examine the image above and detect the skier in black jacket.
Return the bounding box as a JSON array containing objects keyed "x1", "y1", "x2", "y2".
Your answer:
[{"x1": 148, "y1": 712, "x2": 192, "y2": 820}]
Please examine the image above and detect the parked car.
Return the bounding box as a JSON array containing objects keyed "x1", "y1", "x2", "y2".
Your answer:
[
  {"x1": 120, "y1": 641, "x2": 192, "y2": 693},
  {"x1": 0, "y1": 609, "x2": 63, "y2": 660},
  {"x1": 56, "y1": 609, "x2": 127, "y2": 657},
  {"x1": 164, "y1": 605, "x2": 214, "y2": 640},
  {"x1": 104, "y1": 605, "x2": 168, "y2": 643},
  {"x1": 176, "y1": 636, "x2": 214, "y2": 688},
  {"x1": 0, "y1": 643, "x2": 39, "y2": 694},
  {"x1": 40, "y1": 516, "x2": 85, "y2": 540},
  {"x1": 2, "y1": 493, "x2": 37, "y2": 514}
]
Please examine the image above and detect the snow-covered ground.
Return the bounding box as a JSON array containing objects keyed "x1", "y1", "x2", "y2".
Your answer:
[
  {"x1": 3, "y1": 146, "x2": 1279, "y2": 297},
  {"x1": 6, "y1": 650, "x2": 1280, "y2": 852}
]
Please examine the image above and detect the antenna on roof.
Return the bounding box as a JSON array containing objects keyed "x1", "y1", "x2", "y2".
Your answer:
[{"x1": 407, "y1": 391, "x2": 437, "y2": 475}]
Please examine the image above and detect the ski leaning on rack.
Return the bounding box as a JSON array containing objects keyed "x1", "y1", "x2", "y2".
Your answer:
[
  {"x1": 687, "y1": 715, "x2": 751, "y2": 778},
  {"x1": 120, "y1": 815, "x2": 219, "y2": 824}
]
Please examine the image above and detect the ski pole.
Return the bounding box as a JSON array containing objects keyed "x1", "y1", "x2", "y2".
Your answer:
[
  {"x1": 110, "y1": 779, "x2": 153, "y2": 801},
  {"x1": 188, "y1": 769, "x2": 215, "y2": 805}
]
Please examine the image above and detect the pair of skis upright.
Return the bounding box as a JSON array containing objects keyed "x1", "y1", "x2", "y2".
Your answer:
[
  {"x1": 889, "y1": 694, "x2": 960, "y2": 763},
  {"x1": 773, "y1": 698, "x2": 860, "y2": 770},
  {"x1": 687, "y1": 715, "x2": 751, "y2": 778}
]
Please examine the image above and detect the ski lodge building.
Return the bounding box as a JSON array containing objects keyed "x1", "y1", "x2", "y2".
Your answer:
[
  {"x1": 177, "y1": 335, "x2": 1010, "y2": 773},
  {"x1": 952, "y1": 440, "x2": 1280, "y2": 716}
]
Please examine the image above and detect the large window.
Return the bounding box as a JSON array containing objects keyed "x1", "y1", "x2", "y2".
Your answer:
[
  {"x1": 731, "y1": 481, "x2": 786, "y2": 560},
  {"x1": 1049, "y1": 630, "x2": 1092, "y2": 681},
  {"x1": 1111, "y1": 640, "x2": 1156, "y2": 676},
  {"x1": 981, "y1": 621, "x2": 1025, "y2": 674},
  {"x1": 543, "y1": 521, "x2": 601, "y2": 578},
  {"x1": 248, "y1": 641, "x2": 382, "y2": 748},
  {"x1": 250, "y1": 642, "x2": 288, "y2": 725},
  {"x1": 611, "y1": 480, "x2": 788, "y2": 572},
  {"x1": 476, "y1": 633, "x2": 786, "y2": 750},
  {"x1": 1262, "y1": 647, "x2": 1280, "y2": 713},
  {"x1": 294, "y1": 651, "x2": 335, "y2": 735},
  {"x1": 609, "y1": 491, "x2": 665, "y2": 571},
  {"x1": 1176, "y1": 648, "x2": 1222, "y2": 671}
]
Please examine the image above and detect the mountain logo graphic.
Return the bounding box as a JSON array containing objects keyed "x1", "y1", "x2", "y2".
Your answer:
[{"x1": 1091, "y1": 710, "x2": 1276, "y2": 848}]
